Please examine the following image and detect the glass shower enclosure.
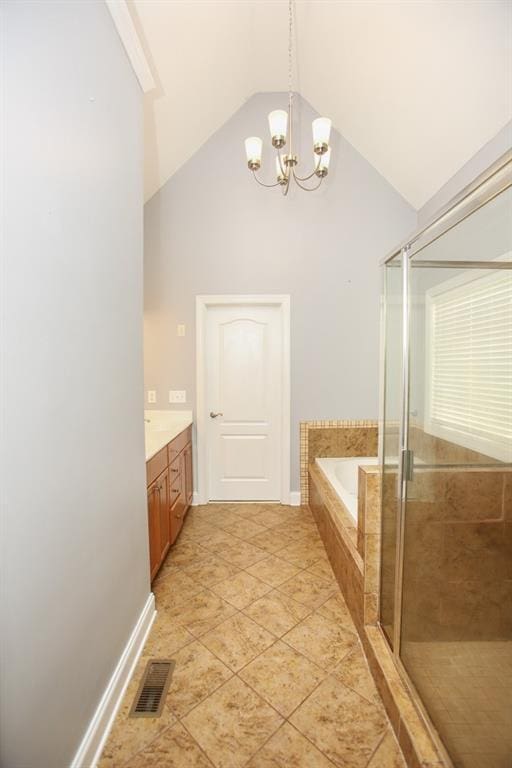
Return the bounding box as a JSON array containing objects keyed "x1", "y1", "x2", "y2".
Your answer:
[{"x1": 380, "y1": 151, "x2": 512, "y2": 768}]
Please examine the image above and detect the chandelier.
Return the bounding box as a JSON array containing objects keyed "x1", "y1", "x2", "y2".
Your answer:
[{"x1": 244, "y1": 0, "x2": 332, "y2": 195}]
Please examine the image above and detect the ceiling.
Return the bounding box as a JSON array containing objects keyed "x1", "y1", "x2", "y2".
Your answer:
[{"x1": 129, "y1": 0, "x2": 512, "y2": 208}]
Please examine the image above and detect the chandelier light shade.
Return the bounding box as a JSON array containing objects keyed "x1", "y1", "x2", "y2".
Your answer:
[
  {"x1": 316, "y1": 147, "x2": 331, "y2": 177},
  {"x1": 268, "y1": 110, "x2": 288, "y2": 148},
  {"x1": 245, "y1": 137, "x2": 263, "y2": 170},
  {"x1": 312, "y1": 117, "x2": 332, "y2": 153},
  {"x1": 244, "y1": 0, "x2": 333, "y2": 195}
]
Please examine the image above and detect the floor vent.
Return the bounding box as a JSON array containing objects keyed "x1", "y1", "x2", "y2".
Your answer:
[{"x1": 129, "y1": 659, "x2": 175, "y2": 718}]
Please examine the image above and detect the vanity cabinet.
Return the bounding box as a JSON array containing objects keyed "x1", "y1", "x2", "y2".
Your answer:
[
  {"x1": 146, "y1": 425, "x2": 193, "y2": 581},
  {"x1": 147, "y1": 467, "x2": 170, "y2": 582}
]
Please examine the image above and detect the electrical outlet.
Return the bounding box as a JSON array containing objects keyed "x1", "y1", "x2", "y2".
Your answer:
[
  {"x1": 147, "y1": 390, "x2": 156, "y2": 404},
  {"x1": 169, "y1": 390, "x2": 186, "y2": 404},
  {"x1": 177, "y1": 324, "x2": 186, "y2": 337}
]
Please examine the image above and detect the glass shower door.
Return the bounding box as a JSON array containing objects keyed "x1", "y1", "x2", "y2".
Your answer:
[{"x1": 399, "y1": 185, "x2": 512, "y2": 768}]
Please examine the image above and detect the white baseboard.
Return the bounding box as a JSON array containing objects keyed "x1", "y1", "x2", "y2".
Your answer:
[
  {"x1": 70, "y1": 592, "x2": 156, "y2": 768},
  {"x1": 193, "y1": 492, "x2": 301, "y2": 506}
]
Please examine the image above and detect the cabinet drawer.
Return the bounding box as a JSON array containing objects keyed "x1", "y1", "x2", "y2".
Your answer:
[
  {"x1": 169, "y1": 475, "x2": 181, "y2": 506},
  {"x1": 168, "y1": 425, "x2": 192, "y2": 464},
  {"x1": 168, "y1": 453, "x2": 181, "y2": 481},
  {"x1": 146, "y1": 446, "x2": 168, "y2": 487}
]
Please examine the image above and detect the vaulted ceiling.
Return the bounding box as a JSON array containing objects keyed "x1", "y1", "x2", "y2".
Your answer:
[{"x1": 129, "y1": 0, "x2": 512, "y2": 208}]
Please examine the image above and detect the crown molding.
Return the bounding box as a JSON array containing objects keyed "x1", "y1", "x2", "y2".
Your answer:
[{"x1": 105, "y1": 0, "x2": 155, "y2": 93}]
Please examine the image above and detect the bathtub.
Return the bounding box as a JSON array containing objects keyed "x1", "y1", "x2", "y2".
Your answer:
[{"x1": 315, "y1": 456, "x2": 379, "y2": 524}]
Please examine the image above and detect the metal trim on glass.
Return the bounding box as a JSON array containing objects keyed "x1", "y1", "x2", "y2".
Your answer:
[
  {"x1": 380, "y1": 149, "x2": 512, "y2": 266},
  {"x1": 392, "y1": 246, "x2": 410, "y2": 655}
]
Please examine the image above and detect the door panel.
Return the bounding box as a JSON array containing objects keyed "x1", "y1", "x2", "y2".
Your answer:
[{"x1": 207, "y1": 304, "x2": 282, "y2": 500}]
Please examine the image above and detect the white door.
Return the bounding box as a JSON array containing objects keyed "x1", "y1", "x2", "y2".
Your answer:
[{"x1": 206, "y1": 303, "x2": 282, "y2": 501}]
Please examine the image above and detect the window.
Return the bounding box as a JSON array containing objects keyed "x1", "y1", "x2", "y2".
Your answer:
[{"x1": 425, "y1": 267, "x2": 512, "y2": 462}]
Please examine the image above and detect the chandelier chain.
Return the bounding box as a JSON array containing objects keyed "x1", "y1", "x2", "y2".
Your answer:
[{"x1": 288, "y1": 0, "x2": 293, "y2": 108}]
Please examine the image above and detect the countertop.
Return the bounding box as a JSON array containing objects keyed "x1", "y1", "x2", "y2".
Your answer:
[{"x1": 144, "y1": 409, "x2": 193, "y2": 461}]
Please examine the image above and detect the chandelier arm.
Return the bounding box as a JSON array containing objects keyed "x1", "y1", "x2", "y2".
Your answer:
[
  {"x1": 252, "y1": 170, "x2": 281, "y2": 189},
  {"x1": 276, "y1": 149, "x2": 288, "y2": 179},
  {"x1": 291, "y1": 167, "x2": 324, "y2": 192},
  {"x1": 293, "y1": 155, "x2": 322, "y2": 182}
]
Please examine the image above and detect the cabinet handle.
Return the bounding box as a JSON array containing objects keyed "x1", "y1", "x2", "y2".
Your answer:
[
  {"x1": 171, "y1": 467, "x2": 179, "y2": 473},
  {"x1": 175, "y1": 513, "x2": 182, "y2": 519}
]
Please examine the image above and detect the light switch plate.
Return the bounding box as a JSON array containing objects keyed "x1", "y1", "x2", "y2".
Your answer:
[
  {"x1": 147, "y1": 390, "x2": 156, "y2": 403},
  {"x1": 177, "y1": 324, "x2": 185, "y2": 337},
  {"x1": 169, "y1": 390, "x2": 186, "y2": 403}
]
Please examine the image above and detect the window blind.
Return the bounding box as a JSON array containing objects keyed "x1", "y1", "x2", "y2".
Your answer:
[{"x1": 426, "y1": 269, "x2": 512, "y2": 462}]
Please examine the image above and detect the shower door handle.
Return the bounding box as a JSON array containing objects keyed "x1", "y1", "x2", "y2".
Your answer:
[{"x1": 401, "y1": 449, "x2": 414, "y2": 482}]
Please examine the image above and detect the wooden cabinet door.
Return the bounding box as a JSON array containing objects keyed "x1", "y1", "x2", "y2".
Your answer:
[
  {"x1": 169, "y1": 472, "x2": 186, "y2": 545},
  {"x1": 147, "y1": 481, "x2": 161, "y2": 581},
  {"x1": 184, "y1": 443, "x2": 193, "y2": 507},
  {"x1": 158, "y1": 468, "x2": 170, "y2": 562}
]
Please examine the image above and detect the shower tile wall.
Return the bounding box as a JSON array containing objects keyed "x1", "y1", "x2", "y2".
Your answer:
[{"x1": 401, "y1": 466, "x2": 511, "y2": 642}]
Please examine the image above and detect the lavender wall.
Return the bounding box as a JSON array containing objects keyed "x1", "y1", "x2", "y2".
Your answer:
[
  {"x1": 143, "y1": 93, "x2": 417, "y2": 492},
  {"x1": 1, "y1": 3, "x2": 148, "y2": 766}
]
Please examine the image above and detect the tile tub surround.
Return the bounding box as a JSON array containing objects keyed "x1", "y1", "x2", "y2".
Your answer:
[
  {"x1": 98, "y1": 502, "x2": 406, "y2": 768},
  {"x1": 300, "y1": 420, "x2": 378, "y2": 504},
  {"x1": 144, "y1": 409, "x2": 193, "y2": 461},
  {"x1": 309, "y1": 462, "x2": 381, "y2": 633}
]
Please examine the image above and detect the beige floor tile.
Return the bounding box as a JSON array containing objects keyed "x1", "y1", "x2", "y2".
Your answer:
[
  {"x1": 216, "y1": 540, "x2": 269, "y2": 568},
  {"x1": 275, "y1": 539, "x2": 329, "y2": 568},
  {"x1": 226, "y1": 503, "x2": 267, "y2": 519},
  {"x1": 177, "y1": 521, "x2": 215, "y2": 543},
  {"x1": 195, "y1": 528, "x2": 241, "y2": 550},
  {"x1": 182, "y1": 676, "x2": 283, "y2": 768},
  {"x1": 123, "y1": 722, "x2": 214, "y2": 768},
  {"x1": 245, "y1": 554, "x2": 302, "y2": 587},
  {"x1": 239, "y1": 640, "x2": 325, "y2": 716},
  {"x1": 167, "y1": 590, "x2": 237, "y2": 637},
  {"x1": 247, "y1": 528, "x2": 295, "y2": 553},
  {"x1": 290, "y1": 676, "x2": 387, "y2": 768},
  {"x1": 141, "y1": 613, "x2": 195, "y2": 658},
  {"x1": 210, "y1": 570, "x2": 272, "y2": 609},
  {"x1": 153, "y1": 569, "x2": 205, "y2": 609},
  {"x1": 200, "y1": 613, "x2": 275, "y2": 672},
  {"x1": 317, "y1": 592, "x2": 356, "y2": 630},
  {"x1": 167, "y1": 540, "x2": 212, "y2": 567},
  {"x1": 99, "y1": 717, "x2": 173, "y2": 767},
  {"x1": 250, "y1": 508, "x2": 286, "y2": 529},
  {"x1": 283, "y1": 612, "x2": 357, "y2": 671},
  {"x1": 243, "y1": 590, "x2": 311, "y2": 637},
  {"x1": 165, "y1": 640, "x2": 233, "y2": 718},
  {"x1": 332, "y1": 646, "x2": 381, "y2": 707},
  {"x1": 307, "y1": 557, "x2": 336, "y2": 582},
  {"x1": 278, "y1": 570, "x2": 337, "y2": 609},
  {"x1": 220, "y1": 516, "x2": 268, "y2": 541},
  {"x1": 214, "y1": 509, "x2": 249, "y2": 529},
  {"x1": 367, "y1": 729, "x2": 406, "y2": 767},
  {"x1": 246, "y1": 722, "x2": 336, "y2": 768},
  {"x1": 180, "y1": 554, "x2": 241, "y2": 586}
]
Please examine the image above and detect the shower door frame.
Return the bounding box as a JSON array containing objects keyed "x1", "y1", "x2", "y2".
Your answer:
[{"x1": 378, "y1": 149, "x2": 512, "y2": 763}]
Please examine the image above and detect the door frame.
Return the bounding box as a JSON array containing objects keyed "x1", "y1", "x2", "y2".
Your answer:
[{"x1": 195, "y1": 294, "x2": 291, "y2": 505}]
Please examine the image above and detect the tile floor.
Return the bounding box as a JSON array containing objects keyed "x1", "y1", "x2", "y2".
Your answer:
[
  {"x1": 402, "y1": 640, "x2": 512, "y2": 768},
  {"x1": 99, "y1": 503, "x2": 406, "y2": 768}
]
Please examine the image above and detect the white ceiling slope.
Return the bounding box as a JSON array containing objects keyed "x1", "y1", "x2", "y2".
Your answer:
[{"x1": 129, "y1": 0, "x2": 512, "y2": 207}]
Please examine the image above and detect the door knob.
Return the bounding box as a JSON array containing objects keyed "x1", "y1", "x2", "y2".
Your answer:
[{"x1": 210, "y1": 411, "x2": 223, "y2": 419}]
